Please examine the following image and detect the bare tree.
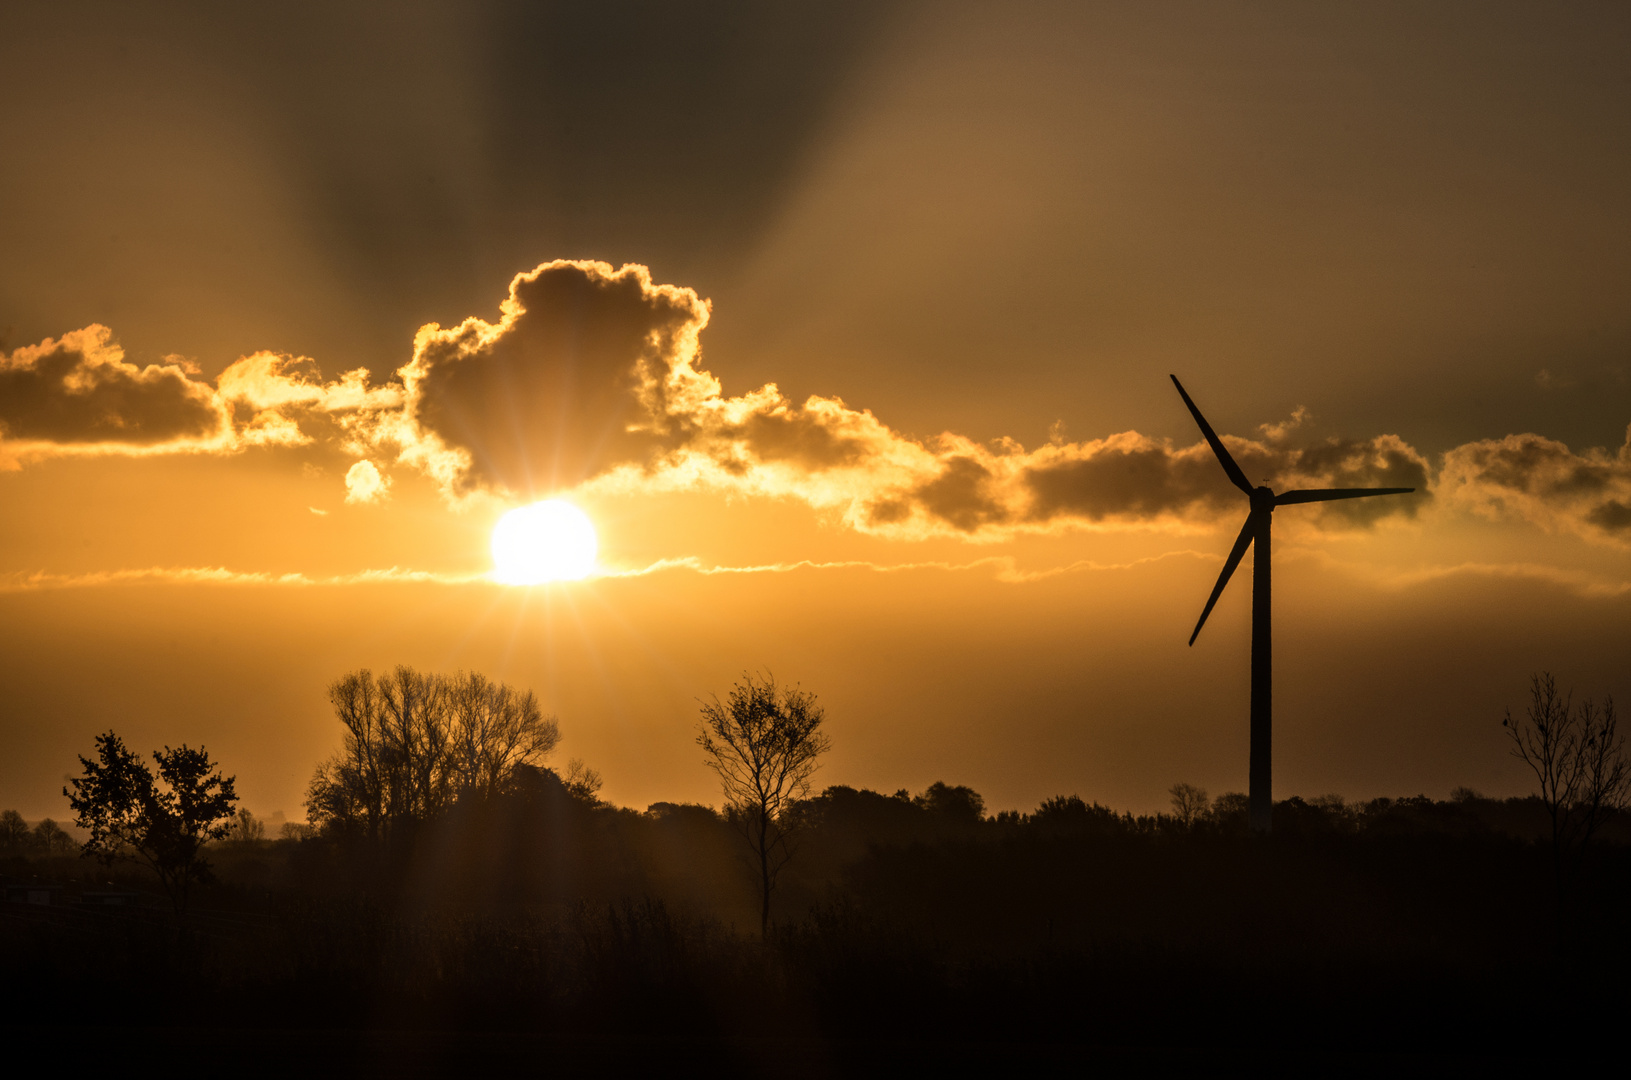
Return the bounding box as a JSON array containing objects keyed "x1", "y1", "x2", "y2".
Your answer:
[
  {"x1": 379, "y1": 665, "x2": 454, "y2": 822},
  {"x1": 697, "y1": 672, "x2": 831, "y2": 938},
  {"x1": 32, "y1": 818, "x2": 75, "y2": 855},
  {"x1": 1168, "y1": 783, "x2": 1211, "y2": 829},
  {"x1": 446, "y1": 670, "x2": 561, "y2": 800},
  {"x1": 563, "y1": 758, "x2": 604, "y2": 802},
  {"x1": 307, "y1": 666, "x2": 563, "y2": 842},
  {"x1": 1503, "y1": 672, "x2": 1630, "y2": 884},
  {"x1": 324, "y1": 669, "x2": 386, "y2": 840},
  {"x1": 227, "y1": 808, "x2": 265, "y2": 843},
  {"x1": 0, "y1": 809, "x2": 29, "y2": 851}
]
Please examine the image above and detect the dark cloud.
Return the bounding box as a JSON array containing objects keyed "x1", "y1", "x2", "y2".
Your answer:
[
  {"x1": 1455, "y1": 435, "x2": 1575, "y2": 492},
  {"x1": 1286, "y1": 438, "x2": 1431, "y2": 526},
  {"x1": 402, "y1": 261, "x2": 708, "y2": 497},
  {"x1": 1025, "y1": 443, "x2": 1234, "y2": 522},
  {"x1": 1020, "y1": 433, "x2": 1428, "y2": 529},
  {"x1": 1588, "y1": 500, "x2": 1631, "y2": 533},
  {"x1": 865, "y1": 498, "x2": 912, "y2": 526},
  {"x1": 718, "y1": 409, "x2": 869, "y2": 471},
  {"x1": 0, "y1": 327, "x2": 218, "y2": 446},
  {"x1": 1554, "y1": 465, "x2": 1614, "y2": 495},
  {"x1": 907, "y1": 456, "x2": 1009, "y2": 533},
  {"x1": 0, "y1": 325, "x2": 402, "y2": 475},
  {"x1": 1440, "y1": 430, "x2": 1631, "y2": 541},
  {"x1": 391, "y1": 261, "x2": 925, "y2": 509}
]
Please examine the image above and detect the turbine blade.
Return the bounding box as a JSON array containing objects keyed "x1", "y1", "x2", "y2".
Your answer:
[
  {"x1": 1170, "y1": 375, "x2": 1253, "y2": 496},
  {"x1": 1189, "y1": 511, "x2": 1258, "y2": 646},
  {"x1": 1275, "y1": 487, "x2": 1415, "y2": 506}
]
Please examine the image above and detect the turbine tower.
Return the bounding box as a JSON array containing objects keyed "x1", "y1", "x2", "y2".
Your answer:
[{"x1": 1171, "y1": 375, "x2": 1413, "y2": 835}]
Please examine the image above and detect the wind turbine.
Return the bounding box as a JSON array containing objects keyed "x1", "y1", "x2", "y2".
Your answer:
[{"x1": 1171, "y1": 375, "x2": 1413, "y2": 834}]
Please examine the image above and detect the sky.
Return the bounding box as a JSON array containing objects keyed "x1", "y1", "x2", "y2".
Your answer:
[{"x1": 2, "y1": 1, "x2": 1628, "y2": 821}]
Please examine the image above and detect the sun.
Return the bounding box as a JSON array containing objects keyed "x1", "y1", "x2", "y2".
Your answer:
[{"x1": 491, "y1": 500, "x2": 598, "y2": 584}]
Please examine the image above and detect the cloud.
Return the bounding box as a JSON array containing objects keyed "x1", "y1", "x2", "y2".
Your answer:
[
  {"x1": 601, "y1": 548, "x2": 1208, "y2": 584},
  {"x1": 0, "y1": 565, "x2": 485, "y2": 593},
  {"x1": 382, "y1": 260, "x2": 1431, "y2": 539},
  {"x1": 0, "y1": 549, "x2": 1209, "y2": 593},
  {"x1": 344, "y1": 460, "x2": 391, "y2": 504},
  {"x1": 0, "y1": 326, "x2": 400, "y2": 470},
  {"x1": 0, "y1": 326, "x2": 220, "y2": 462},
  {"x1": 390, "y1": 260, "x2": 711, "y2": 499},
  {"x1": 214, "y1": 351, "x2": 402, "y2": 451},
  {"x1": 1258, "y1": 406, "x2": 1310, "y2": 441},
  {"x1": 1437, "y1": 428, "x2": 1631, "y2": 542},
  {"x1": 22, "y1": 261, "x2": 1613, "y2": 547}
]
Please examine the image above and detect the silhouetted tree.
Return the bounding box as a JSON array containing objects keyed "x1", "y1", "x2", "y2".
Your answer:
[
  {"x1": 1309, "y1": 794, "x2": 1359, "y2": 833},
  {"x1": 64, "y1": 731, "x2": 239, "y2": 913},
  {"x1": 306, "y1": 666, "x2": 561, "y2": 842},
  {"x1": 563, "y1": 758, "x2": 604, "y2": 802},
  {"x1": 797, "y1": 785, "x2": 933, "y2": 850},
  {"x1": 1503, "y1": 672, "x2": 1630, "y2": 884},
  {"x1": 227, "y1": 808, "x2": 265, "y2": 843},
  {"x1": 446, "y1": 670, "x2": 563, "y2": 799},
  {"x1": 697, "y1": 672, "x2": 831, "y2": 937},
  {"x1": 1031, "y1": 795, "x2": 1123, "y2": 836},
  {"x1": 31, "y1": 818, "x2": 74, "y2": 855},
  {"x1": 0, "y1": 809, "x2": 29, "y2": 851},
  {"x1": 1169, "y1": 783, "x2": 1210, "y2": 829},
  {"x1": 913, "y1": 782, "x2": 986, "y2": 826},
  {"x1": 1209, "y1": 792, "x2": 1250, "y2": 835}
]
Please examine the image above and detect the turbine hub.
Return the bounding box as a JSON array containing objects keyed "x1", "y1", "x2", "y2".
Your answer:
[{"x1": 1251, "y1": 485, "x2": 1276, "y2": 513}]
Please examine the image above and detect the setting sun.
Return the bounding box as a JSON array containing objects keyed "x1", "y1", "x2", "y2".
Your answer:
[{"x1": 491, "y1": 500, "x2": 598, "y2": 584}]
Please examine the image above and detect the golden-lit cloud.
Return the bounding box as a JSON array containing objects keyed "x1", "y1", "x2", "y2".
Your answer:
[
  {"x1": 0, "y1": 326, "x2": 399, "y2": 470},
  {"x1": 8, "y1": 261, "x2": 1623, "y2": 548},
  {"x1": 389, "y1": 261, "x2": 711, "y2": 499},
  {"x1": 384, "y1": 260, "x2": 1432, "y2": 539},
  {"x1": 0, "y1": 565, "x2": 483, "y2": 593},
  {"x1": 1437, "y1": 430, "x2": 1631, "y2": 544},
  {"x1": 0, "y1": 326, "x2": 219, "y2": 465},
  {"x1": 214, "y1": 351, "x2": 402, "y2": 452},
  {"x1": 343, "y1": 460, "x2": 391, "y2": 504},
  {"x1": 0, "y1": 550, "x2": 1208, "y2": 593}
]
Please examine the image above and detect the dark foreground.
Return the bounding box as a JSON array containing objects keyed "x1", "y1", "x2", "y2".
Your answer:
[{"x1": 4, "y1": 789, "x2": 1628, "y2": 1072}]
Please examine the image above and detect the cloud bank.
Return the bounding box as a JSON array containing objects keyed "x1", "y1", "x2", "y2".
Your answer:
[
  {"x1": 4, "y1": 260, "x2": 1624, "y2": 544},
  {"x1": 1438, "y1": 430, "x2": 1631, "y2": 542},
  {"x1": 0, "y1": 326, "x2": 218, "y2": 452},
  {"x1": 378, "y1": 261, "x2": 1431, "y2": 539},
  {"x1": 0, "y1": 326, "x2": 400, "y2": 470}
]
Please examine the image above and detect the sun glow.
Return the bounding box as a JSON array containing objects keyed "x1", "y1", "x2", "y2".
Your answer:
[{"x1": 491, "y1": 500, "x2": 598, "y2": 584}]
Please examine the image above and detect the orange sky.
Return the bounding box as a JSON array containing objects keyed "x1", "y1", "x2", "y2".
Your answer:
[{"x1": 2, "y1": 2, "x2": 1628, "y2": 820}]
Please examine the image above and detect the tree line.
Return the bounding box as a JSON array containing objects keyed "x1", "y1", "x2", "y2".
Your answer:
[
  {"x1": 30, "y1": 665, "x2": 1630, "y2": 920},
  {"x1": 0, "y1": 811, "x2": 75, "y2": 855}
]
